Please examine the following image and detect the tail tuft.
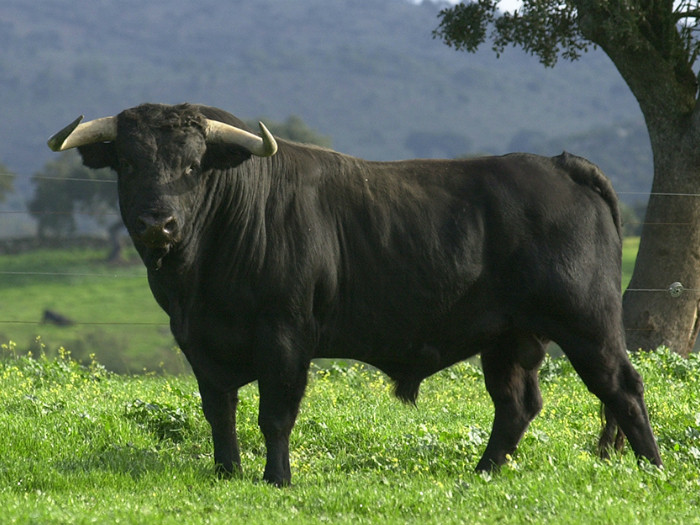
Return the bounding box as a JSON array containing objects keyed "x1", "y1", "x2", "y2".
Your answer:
[{"x1": 393, "y1": 378, "x2": 421, "y2": 405}]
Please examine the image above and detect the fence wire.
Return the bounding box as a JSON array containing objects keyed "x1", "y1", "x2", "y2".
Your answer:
[{"x1": 2, "y1": 171, "x2": 700, "y2": 328}]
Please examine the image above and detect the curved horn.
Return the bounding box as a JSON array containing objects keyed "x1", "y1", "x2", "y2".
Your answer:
[
  {"x1": 205, "y1": 120, "x2": 277, "y2": 157},
  {"x1": 47, "y1": 116, "x2": 118, "y2": 152}
]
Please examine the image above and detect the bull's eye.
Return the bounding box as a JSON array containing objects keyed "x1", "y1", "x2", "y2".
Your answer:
[{"x1": 185, "y1": 163, "x2": 200, "y2": 176}]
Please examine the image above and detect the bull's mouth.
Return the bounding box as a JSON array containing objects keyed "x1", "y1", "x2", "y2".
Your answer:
[
  {"x1": 141, "y1": 244, "x2": 172, "y2": 271},
  {"x1": 132, "y1": 214, "x2": 181, "y2": 270},
  {"x1": 135, "y1": 228, "x2": 181, "y2": 271}
]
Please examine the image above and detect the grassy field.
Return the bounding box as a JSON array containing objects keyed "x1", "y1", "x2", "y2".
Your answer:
[
  {"x1": 0, "y1": 240, "x2": 699, "y2": 523},
  {"x1": 0, "y1": 247, "x2": 184, "y2": 374},
  {"x1": 0, "y1": 346, "x2": 697, "y2": 523},
  {"x1": 622, "y1": 236, "x2": 639, "y2": 289}
]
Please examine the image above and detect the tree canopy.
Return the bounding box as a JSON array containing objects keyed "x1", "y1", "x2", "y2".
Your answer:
[
  {"x1": 435, "y1": 0, "x2": 700, "y2": 73},
  {"x1": 434, "y1": 0, "x2": 700, "y2": 120},
  {"x1": 251, "y1": 116, "x2": 333, "y2": 149}
]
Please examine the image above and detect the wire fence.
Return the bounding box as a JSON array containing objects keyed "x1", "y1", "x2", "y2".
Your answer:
[{"x1": 1, "y1": 169, "x2": 700, "y2": 332}]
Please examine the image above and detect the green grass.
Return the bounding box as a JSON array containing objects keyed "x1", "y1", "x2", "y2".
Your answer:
[
  {"x1": 622, "y1": 236, "x2": 639, "y2": 290},
  {"x1": 0, "y1": 346, "x2": 697, "y2": 524},
  {"x1": 1, "y1": 241, "x2": 694, "y2": 522},
  {"x1": 0, "y1": 247, "x2": 183, "y2": 374}
]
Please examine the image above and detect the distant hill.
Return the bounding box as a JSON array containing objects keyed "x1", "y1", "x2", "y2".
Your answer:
[{"x1": 1, "y1": 0, "x2": 649, "y2": 198}]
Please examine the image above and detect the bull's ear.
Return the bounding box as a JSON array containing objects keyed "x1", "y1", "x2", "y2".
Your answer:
[
  {"x1": 77, "y1": 142, "x2": 118, "y2": 170},
  {"x1": 202, "y1": 143, "x2": 252, "y2": 170}
]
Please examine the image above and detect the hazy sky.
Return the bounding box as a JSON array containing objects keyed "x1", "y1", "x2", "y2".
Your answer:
[{"x1": 498, "y1": 0, "x2": 522, "y2": 12}]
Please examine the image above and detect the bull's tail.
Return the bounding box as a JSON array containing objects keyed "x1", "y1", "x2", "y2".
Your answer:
[{"x1": 554, "y1": 152, "x2": 622, "y2": 240}]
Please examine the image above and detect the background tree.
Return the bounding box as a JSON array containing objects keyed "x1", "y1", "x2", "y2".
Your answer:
[
  {"x1": 249, "y1": 115, "x2": 333, "y2": 148},
  {"x1": 29, "y1": 151, "x2": 117, "y2": 240},
  {"x1": 0, "y1": 162, "x2": 15, "y2": 203},
  {"x1": 434, "y1": 0, "x2": 700, "y2": 356}
]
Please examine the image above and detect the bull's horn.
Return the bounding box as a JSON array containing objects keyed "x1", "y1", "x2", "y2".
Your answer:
[
  {"x1": 47, "y1": 116, "x2": 118, "y2": 152},
  {"x1": 205, "y1": 120, "x2": 277, "y2": 157}
]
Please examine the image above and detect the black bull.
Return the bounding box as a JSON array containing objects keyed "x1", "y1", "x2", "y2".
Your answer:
[{"x1": 48, "y1": 103, "x2": 661, "y2": 485}]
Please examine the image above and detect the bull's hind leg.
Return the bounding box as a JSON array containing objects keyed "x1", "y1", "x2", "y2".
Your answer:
[
  {"x1": 598, "y1": 404, "x2": 626, "y2": 459},
  {"x1": 476, "y1": 332, "x2": 546, "y2": 471},
  {"x1": 559, "y1": 334, "x2": 662, "y2": 467}
]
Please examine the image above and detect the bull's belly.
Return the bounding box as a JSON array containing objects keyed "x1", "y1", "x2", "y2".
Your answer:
[{"x1": 315, "y1": 320, "x2": 495, "y2": 374}]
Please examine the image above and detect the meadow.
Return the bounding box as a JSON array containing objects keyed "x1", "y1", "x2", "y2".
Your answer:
[
  {"x1": 0, "y1": 345, "x2": 698, "y2": 523},
  {"x1": 0, "y1": 239, "x2": 698, "y2": 523},
  {"x1": 0, "y1": 246, "x2": 183, "y2": 374}
]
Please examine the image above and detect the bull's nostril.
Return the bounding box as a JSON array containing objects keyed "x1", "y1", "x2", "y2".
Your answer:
[
  {"x1": 137, "y1": 214, "x2": 178, "y2": 245},
  {"x1": 163, "y1": 218, "x2": 178, "y2": 235}
]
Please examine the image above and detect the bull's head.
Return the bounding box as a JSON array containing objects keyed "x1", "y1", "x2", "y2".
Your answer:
[{"x1": 47, "y1": 104, "x2": 277, "y2": 270}]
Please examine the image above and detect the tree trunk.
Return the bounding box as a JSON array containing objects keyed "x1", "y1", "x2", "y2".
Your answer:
[
  {"x1": 622, "y1": 127, "x2": 700, "y2": 357},
  {"x1": 576, "y1": 2, "x2": 700, "y2": 355},
  {"x1": 106, "y1": 220, "x2": 128, "y2": 263}
]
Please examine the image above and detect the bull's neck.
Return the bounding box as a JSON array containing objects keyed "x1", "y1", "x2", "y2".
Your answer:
[
  {"x1": 196, "y1": 157, "x2": 274, "y2": 279},
  {"x1": 184, "y1": 145, "x2": 357, "y2": 281}
]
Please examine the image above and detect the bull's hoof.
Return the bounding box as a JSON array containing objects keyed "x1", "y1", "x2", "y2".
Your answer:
[
  {"x1": 597, "y1": 427, "x2": 626, "y2": 460},
  {"x1": 474, "y1": 458, "x2": 502, "y2": 473},
  {"x1": 214, "y1": 463, "x2": 242, "y2": 480},
  {"x1": 262, "y1": 474, "x2": 292, "y2": 488}
]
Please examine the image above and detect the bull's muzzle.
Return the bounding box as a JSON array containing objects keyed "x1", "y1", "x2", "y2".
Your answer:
[{"x1": 136, "y1": 214, "x2": 180, "y2": 248}]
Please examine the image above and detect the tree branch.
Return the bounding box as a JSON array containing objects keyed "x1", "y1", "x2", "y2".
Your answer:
[
  {"x1": 575, "y1": 0, "x2": 697, "y2": 118},
  {"x1": 674, "y1": 9, "x2": 700, "y2": 22}
]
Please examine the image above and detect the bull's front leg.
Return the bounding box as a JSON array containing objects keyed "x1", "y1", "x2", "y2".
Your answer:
[
  {"x1": 257, "y1": 361, "x2": 309, "y2": 486},
  {"x1": 196, "y1": 376, "x2": 241, "y2": 477},
  {"x1": 254, "y1": 320, "x2": 311, "y2": 486},
  {"x1": 252, "y1": 326, "x2": 310, "y2": 487}
]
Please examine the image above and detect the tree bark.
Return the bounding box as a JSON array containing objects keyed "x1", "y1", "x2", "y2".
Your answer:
[
  {"x1": 619, "y1": 68, "x2": 700, "y2": 356},
  {"x1": 623, "y1": 139, "x2": 700, "y2": 356},
  {"x1": 576, "y1": 0, "x2": 700, "y2": 355}
]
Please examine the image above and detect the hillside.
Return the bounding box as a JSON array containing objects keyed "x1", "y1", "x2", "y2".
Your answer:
[{"x1": 1, "y1": 0, "x2": 650, "y2": 199}]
